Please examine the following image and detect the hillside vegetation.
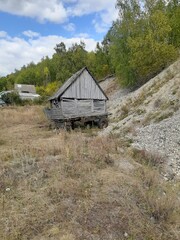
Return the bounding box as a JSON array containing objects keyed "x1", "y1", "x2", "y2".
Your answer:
[
  {"x1": 105, "y1": 58, "x2": 180, "y2": 128},
  {"x1": 0, "y1": 0, "x2": 179, "y2": 97},
  {"x1": 0, "y1": 106, "x2": 179, "y2": 239},
  {"x1": 0, "y1": 1, "x2": 180, "y2": 239},
  {"x1": 101, "y1": 58, "x2": 180, "y2": 179}
]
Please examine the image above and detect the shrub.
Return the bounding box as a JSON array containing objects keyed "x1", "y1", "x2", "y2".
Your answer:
[
  {"x1": 36, "y1": 81, "x2": 61, "y2": 98},
  {"x1": 132, "y1": 148, "x2": 165, "y2": 167},
  {"x1": 1, "y1": 91, "x2": 22, "y2": 105}
]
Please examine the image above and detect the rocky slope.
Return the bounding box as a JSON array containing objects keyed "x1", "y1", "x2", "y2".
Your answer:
[{"x1": 100, "y1": 59, "x2": 180, "y2": 179}]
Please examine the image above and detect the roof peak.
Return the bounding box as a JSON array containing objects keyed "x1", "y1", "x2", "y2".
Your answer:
[{"x1": 48, "y1": 67, "x2": 108, "y2": 101}]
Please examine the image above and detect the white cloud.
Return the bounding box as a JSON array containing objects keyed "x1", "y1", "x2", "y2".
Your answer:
[
  {"x1": 63, "y1": 23, "x2": 76, "y2": 32},
  {"x1": 0, "y1": 0, "x2": 68, "y2": 23},
  {"x1": 0, "y1": 32, "x2": 97, "y2": 76},
  {"x1": 67, "y1": 0, "x2": 116, "y2": 16},
  {"x1": 75, "y1": 33, "x2": 90, "y2": 38},
  {"x1": 92, "y1": 2, "x2": 118, "y2": 33},
  {"x1": 0, "y1": 0, "x2": 118, "y2": 32},
  {"x1": 0, "y1": 31, "x2": 8, "y2": 38},
  {"x1": 67, "y1": 0, "x2": 118, "y2": 32},
  {"x1": 0, "y1": 1, "x2": 118, "y2": 77},
  {"x1": 23, "y1": 30, "x2": 40, "y2": 38}
]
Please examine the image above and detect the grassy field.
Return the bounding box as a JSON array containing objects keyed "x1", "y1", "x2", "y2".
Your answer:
[{"x1": 0, "y1": 106, "x2": 179, "y2": 240}]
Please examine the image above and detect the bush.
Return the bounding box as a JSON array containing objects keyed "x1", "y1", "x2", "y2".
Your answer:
[
  {"x1": 1, "y1": 91, "x2": 22, "y2": 105},
  {"x1": 1, "y1": 91, "x2": 46, "y2": 106},
  {"x1": 131, "y1": 148, "x2": 165, "y2": 167},
  {"x1": 32, "y1": 96, "x2": 47, "y2": 105},
  {"x1": 36, "y1": 81, "x2": 60, "y2": 98}
]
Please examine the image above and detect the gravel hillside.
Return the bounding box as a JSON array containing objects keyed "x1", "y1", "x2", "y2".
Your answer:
[{"x1": 100, "y1": 59, "x2": 180, "y2": 179}]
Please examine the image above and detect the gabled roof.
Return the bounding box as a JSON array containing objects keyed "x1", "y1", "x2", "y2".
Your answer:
[
  {"x1": 14, "y1": 84, "x2": 36, "y2": 94},
  {"x1": 49, "y1": 67, "x2": 108, "y2": 101}
]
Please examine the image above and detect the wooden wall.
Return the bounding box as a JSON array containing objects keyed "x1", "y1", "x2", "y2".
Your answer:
[
  {"x1": 61, "y1": 99, "x2": 106, "y2": 117},
  {"x1": 61, "y1": 70, "x2": 106, "y2": 100},
  {"x1": 47, "y1": 98, "x2": 106, "y2": 119}
]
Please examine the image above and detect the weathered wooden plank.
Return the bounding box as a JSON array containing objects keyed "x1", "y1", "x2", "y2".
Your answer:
[
  {"x1": 61, "y1": 99, "x2": 78, "y2": 117},
  {"x1": 45, "y1": 97, "x2": 107, "y2": 121},
  {"x1": 62, "y1": 70, "x2": 106, "y2": 100},
  {"x1": 77, "y1": 100, "x2": 92, "y2": 115},
  {"x1": 93, "y1": 100, "x2": 105, "y2": 113},
  {"x1": 44, "y1": 107, "x2": 108, "y2": 120}
]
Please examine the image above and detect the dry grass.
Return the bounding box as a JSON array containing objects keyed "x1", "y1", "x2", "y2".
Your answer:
[
  {"x1": 0, "y1": 105, "x2": 46, "y2": 127},
  {"x1": 0, "y1": 106, "x2": 179, "y2": 240},
  {"x1": 131, "y1": 148, "x2": 165, "y2": 167},
  {"x1": 111, "y1": 60, "x2": 180, "y2": 131}
]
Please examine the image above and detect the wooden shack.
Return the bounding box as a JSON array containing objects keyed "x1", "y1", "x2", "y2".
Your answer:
[
  {"x1": 45, "y1": 67, "x2": 109, "y2": 128},
  {"x1": 14, "y1": 84, "x2": 40, "y2": 100},
  {"x1": 15, "y1": 84, "x2": 36, "y2": 94}
]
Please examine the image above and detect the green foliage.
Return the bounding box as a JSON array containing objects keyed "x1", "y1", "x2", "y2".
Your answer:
[
  {"x1": 128, "y1": 10, "x2": 177, "y2": 82},
  {"x1": 1, "y1": 92, "x2": 22, "y2": 105},
  {"x1": 1, "y1": 1, "x2": 179, "y2": 91},
  {"x1": 52, "y1": 41, "x2": 88, "y2": 83},
  {"x1": 0, "y1": 40, "x2": 114, "y2": 95},
  {"x1": 93, "y1": 42, "x2": 114, "y2": 79},
  {"x1": 0, "y1": 77, "x2": 7, "y2": 91},
  {"x1": 167, "y1": 0, "x2": 180, "y2": 47},
  {"x1": 109, "y1": 0, "x2": 142, "y2": 86},
  {"x1": 108, "y1": 0, "x2": 179, "y2": 87},
  {"x1": 109, "y1": 21, "x2": 137, "y2": 86},
  {"x1": 36, "y1": 81, "x2": 61, "y2": 98}
]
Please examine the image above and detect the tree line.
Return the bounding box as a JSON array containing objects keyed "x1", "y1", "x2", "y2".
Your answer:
[
  {"x1": 108, "y1": 0, "x2": 180, "y2": 87},
  {"x1": 0, "y1": 41, "x2": 112, "y2": 97},
  {"x1": 0, "y1": 0, "x2": 179, "y2": 96}
]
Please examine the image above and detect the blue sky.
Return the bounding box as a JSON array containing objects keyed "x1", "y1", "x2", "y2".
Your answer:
[{"x1": 0, "y1": 0, "x2": 118, "y2": 76}]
